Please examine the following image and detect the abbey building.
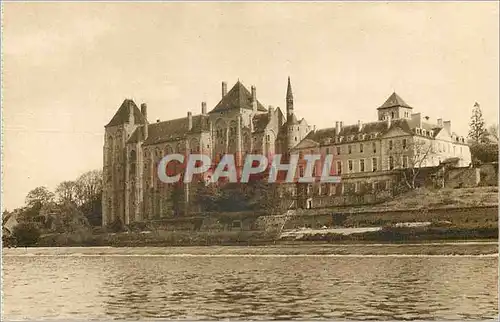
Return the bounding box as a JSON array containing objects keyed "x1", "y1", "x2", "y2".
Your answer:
[
  {"x1": 102, "y1": 78, "x2": 311, "y2": 226},
  {"x1": 102, "y1": 79, "x2": 471, "y2": 226}
]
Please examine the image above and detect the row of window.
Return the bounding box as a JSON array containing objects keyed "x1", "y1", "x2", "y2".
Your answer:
[
  {"x1": 335, "y1": 156, "x2": 410, "y2": 174},
  {"x1": 287, "y1": 180, "x2": 393, "y2": 196}
]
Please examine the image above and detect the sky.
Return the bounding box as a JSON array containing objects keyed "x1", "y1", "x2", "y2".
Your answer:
[{"x1": 2, "y1": 2, "x2": 499, "y2": 211}]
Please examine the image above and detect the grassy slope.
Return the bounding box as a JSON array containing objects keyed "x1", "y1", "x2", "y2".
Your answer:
[{"x1": 309, "y1": 187, "x2": 498, "y2": 214}]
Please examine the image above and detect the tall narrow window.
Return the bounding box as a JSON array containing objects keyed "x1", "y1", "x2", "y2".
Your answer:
[
  {"x1": 373, "y1": 142, "x2": 377, "y2": 153},
  {"x1": 389, "y1": 156, "x2": 394, "y2": 170},
  {"x1": 336, "y1": 147, "x2": 341, "y2": 155},
  {"x1": 403, "y1": 156, "x2": 408, "y2": 168},
  {"x1": 360, "y1": 159, "x2": 365, "y2": 172},
  {"x1": 402, "y1": 139, "x2": 407, "y2": 149},
  {"x1": 372, "y1": 158, "x2": 378, "y2": 172},
  {"x1": 336, "y1": 161, "x2": 342, "y2": 175},
  {"x1": 360, "y1": 144, "x2": 364, "y2": 153},
  {"x1": 348, "y1": 160, "x2": 353, "y2": 173},
  {"x1": 389, "y1": 140, "x2": 393, "y2": 150},
  {"x1": 348, "y1": 145, "x2": 352, "y2": 154}
]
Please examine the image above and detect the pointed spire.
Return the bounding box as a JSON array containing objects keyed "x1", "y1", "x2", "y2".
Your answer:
[
  {"x1": 286, "y1": 76, "x2": 293, "y2": 99},
  {"x1": 286, "y1": 76, "x2": 294, "y2": 119}
]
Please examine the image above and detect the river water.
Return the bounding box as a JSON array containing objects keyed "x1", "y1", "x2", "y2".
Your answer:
[{"x1": 2, "y1": 246, "x2": 498, "y2": 320}]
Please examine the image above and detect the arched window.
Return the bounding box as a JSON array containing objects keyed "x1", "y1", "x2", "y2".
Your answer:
[
  {"x1": 107, "y1": 136, "x2": 114, "y2": 162},
  {"x1": 129, "y1": 150, "x2": 137, "y2": 177},
  {"x1": 190, "y1": 138, "x2": 200, "y2": 153},
  {"x1": 129, "y1": 150, "x2": 137, "y2": 162}
]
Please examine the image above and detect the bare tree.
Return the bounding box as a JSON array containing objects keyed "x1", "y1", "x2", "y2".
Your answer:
[
  {"x1": 392, "y1": 138, "x2": 436, "y2": 190},
  {"x1": 55, "y1": 181, "x2": 78, "y2": 204},
  {"x1": 74, "y1": 170, "x2": 103, "y2": 226}
]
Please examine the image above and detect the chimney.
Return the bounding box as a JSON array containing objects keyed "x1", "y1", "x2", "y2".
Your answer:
[
  {"x1": 268, "y1": 105, "x2": 273, "y2": 116},
  {"x1": 358, "y1": 120, "x2": 363, "y2": 132},
  {"x1": 128, "y1": 102, "x2": 135, "y2": 124},
  {"x1": 140, "y1": 103, "x2": 148, "y2": 121},
  {"x1": 157, "y1": 119, "x2": 160, "y2": 123},
  {"x1": 251, "y1": 86, "x2": 257, "y2": 112},
  {"x1": 187, "y1": 111, "x2": 193, "y2": 131},
  {"x1": 386, "y1": 115, "x2": 392, "y2": 129},
  {"x1": 443, "y1": 120, "x2": 451, "y2": 133},
  {"x1": 222, "y1": 82, "x2": 227, "y2": 97},
  {"x1": 411, "y1": 113, "x2": 422, "y2": 128},
  {"x1": 201, "y1": 101, "x2": 207, "y2": 115},
  {"x1": 340, "y1": 121, "x2": 344, "y2": 129},
  {"x1": 335, "y1": 121, "x2": 340, "y2": 135},
  {"x1": 437, "y1": 118, "x2": 443, "y2": 127}
]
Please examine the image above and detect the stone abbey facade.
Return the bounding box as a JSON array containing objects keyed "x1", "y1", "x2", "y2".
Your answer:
[
  {"x1": 102, "y1": 79, "x2": 312, "y2": 226},
  {"x1": 102, "y1": 79, "x2": 472, "y2": 226}
]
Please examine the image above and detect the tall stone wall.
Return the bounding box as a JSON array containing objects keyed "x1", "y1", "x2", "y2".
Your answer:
[{"x1": 446, "y1": 168, "x2": 480, "y2": 188}]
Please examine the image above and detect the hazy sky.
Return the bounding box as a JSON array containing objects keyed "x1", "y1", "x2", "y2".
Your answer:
[{"x1": 2, "y1": 2, "x2": 499, "y2": 210}]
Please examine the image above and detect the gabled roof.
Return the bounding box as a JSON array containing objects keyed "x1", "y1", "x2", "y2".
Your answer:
[
  {"x1": 128, "y1": 114, "x2": 209, "y2": 145},
  {"x1": 252, "y1": 113, "x2": 270, "y2": 133},
  {"x1": 105, "y1": 99, "x2": 147, "y2": 128},
  {"x1": 210, "y1": 81, "x2": 267, "y2": 113},
  {"x1": 377, "y1": 92, "x2": 412, "y2": 110}
]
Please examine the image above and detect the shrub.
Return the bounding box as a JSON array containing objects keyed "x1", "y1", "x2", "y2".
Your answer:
[{"x1": 12, "y1": 223, "x2": 41, "y2": 246}]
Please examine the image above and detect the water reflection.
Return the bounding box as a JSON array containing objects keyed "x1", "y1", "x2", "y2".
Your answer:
[{"x1": 2, "y1": 250, "x2": 498, "y2": 320}]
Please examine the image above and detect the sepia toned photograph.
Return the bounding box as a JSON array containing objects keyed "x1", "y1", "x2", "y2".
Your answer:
[{"x1": 1, "y1": 1, "x2": 499, "y2": 321}]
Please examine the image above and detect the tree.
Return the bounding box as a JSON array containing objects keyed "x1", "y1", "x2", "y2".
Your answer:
[
  {"x1": 25, "y1": 186, "x2": 55, "y2": 209},
  {"x1": 487, "y1": 124, "x2": 499, "y2": 143},
  {"x1": 74, "y1": 170, "x2": 103, "y2": 226},
  {"x1": 470, "y1": 142, "x2": 499, "y2": 165},
  {"x1": 55, "y1": 181, "x2": 78, "y2": 204},
  {"x1": 468, "y1": 102, "x2": 488, "y2": 143},
  {"x1": 12, "y1": 223, "x2": 41, "y2": 247},
  {"x1": 393, "y1": 138, "x2": 436, "y2": 190},
  {"x1": 24, "y1": 186, "x2": 55, "y2": 221}
]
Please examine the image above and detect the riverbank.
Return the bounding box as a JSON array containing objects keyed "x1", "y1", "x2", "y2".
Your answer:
[
  {"x1": 3, "y1": 241, "x2": 498, "y2": 256},
  {"x1": 30, "y1": 224, "x2": 498, "y2": 249}
]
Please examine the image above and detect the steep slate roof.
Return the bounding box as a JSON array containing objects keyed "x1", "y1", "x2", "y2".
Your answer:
[
  {"x1": 286, "y1": 113, "x2": 299, "y2": 125},
  {"x1": 252, "y1": 113, "x2": 270, "y2": 133},
  {"x1": 105, "y1": 99, "x2": 147, "y2": 128},
  {"x1": 210, "y1": 81, "x2": 267, "y2": 113},
  {"x1": 377, "y1": 92, "x2": 412, "y2": 109},
  {"x1": 303, "y1": 119, "x2": 413, "y2": 145},
  {"x1": 128, "y1": 114, "x2": 209, "y2": 145}
]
